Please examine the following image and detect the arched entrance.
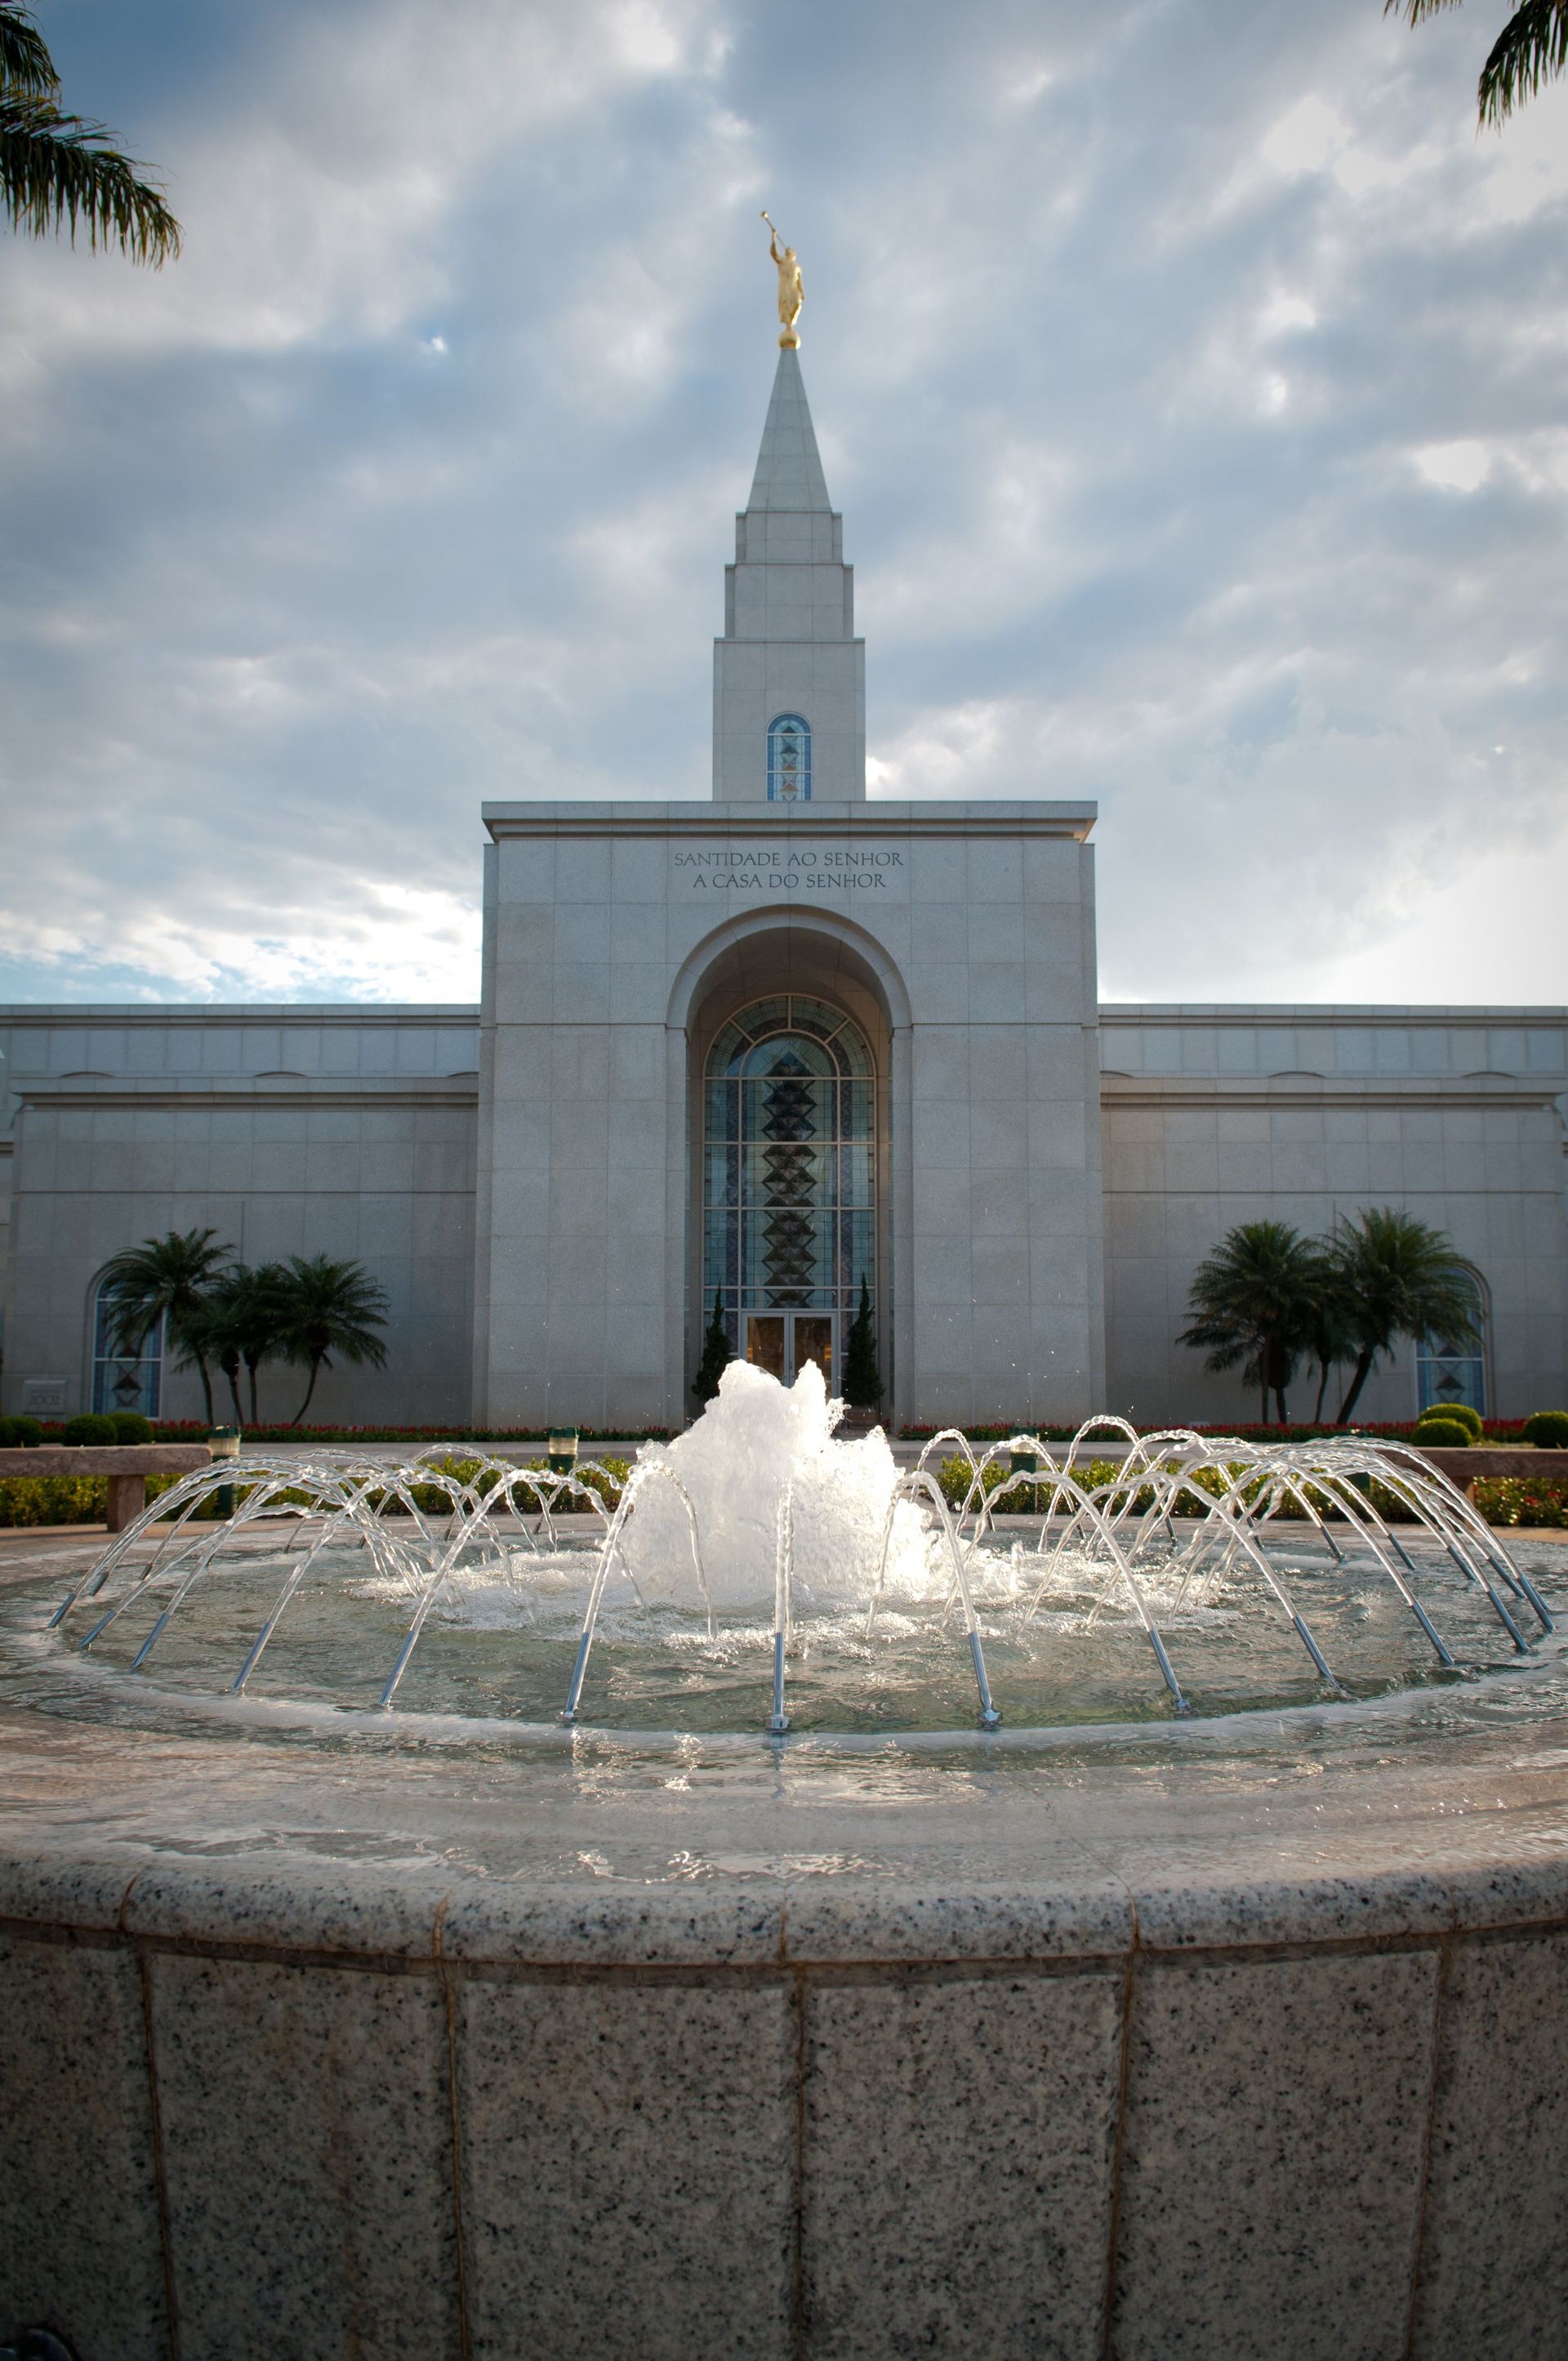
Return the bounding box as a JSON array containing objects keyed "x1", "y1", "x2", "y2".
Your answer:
[
  {"x1": 702, "y1": 995, "x2": 875, "y2": 1390},
  {"x1": 670, "y1": 911, "x2": 909, "y2": 1413}
]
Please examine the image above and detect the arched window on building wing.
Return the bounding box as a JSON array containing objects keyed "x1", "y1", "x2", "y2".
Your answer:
[
  {"x1": 766, "y1": 713, "x2": 810, "y2": 802},
  {"x1": 1414, "y1": 1272, "x2": 1490, "y2": 1419},
  {"x1": 90, "y1": 1274, "x2": 163, "y2": 1417}
]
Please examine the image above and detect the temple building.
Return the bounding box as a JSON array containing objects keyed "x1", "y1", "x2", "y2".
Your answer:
[{"x1": 2, "y1": 350, "x2": 1565, "y2": 1431}]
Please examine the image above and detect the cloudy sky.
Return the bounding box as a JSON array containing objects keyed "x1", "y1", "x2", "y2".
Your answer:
[{"x1": 2, "y1": 0, "x2": 1565, "y2": 1007}]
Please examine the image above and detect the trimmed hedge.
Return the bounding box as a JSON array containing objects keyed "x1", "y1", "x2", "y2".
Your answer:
[
  {"x1": 1523, "y1": 1411, "x2": 1568, "y2": 1450},
  {"x1": 0, "y1": 1454, "x2": 636, "y2": 1529},
  {"x1": 4, "y1": 1454, "x2": 1558, "y2": 1534},
  {"x1": 352, "y1": 1455, "x2": 632, "y2": 1518},
  {"x1": 0, "y1": 1475, "x2": 114, "y2": 1526},
  {"x1": 902, "y1": 1419, "x2": 1530, "y2": 1446},
  {"x1": 1417, "y1": 1401, "x2": 1483, "y2": 1441},
  {"x1": 932, "y1": 1454, "x2": 1463, "y2": 1528},
  {"x1": 1411, "y1": 1418, "x2": 1475, "y2": 1449},
  {"x1": 62, "y1": 1414, "x2": 117, "y2": 1446},
  {"x1": 79, "y1": 1423, "x2": 673, "y2": 1446}
]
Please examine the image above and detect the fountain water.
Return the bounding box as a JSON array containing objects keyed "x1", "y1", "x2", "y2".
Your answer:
[{"x1": 40, "y1": 1360, "x2": 1552, "y2": 1737}]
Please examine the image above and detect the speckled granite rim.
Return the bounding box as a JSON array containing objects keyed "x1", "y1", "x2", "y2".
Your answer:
[{"x1": 5, "y1": 1659, "x2": 1568, "y2": 2360}]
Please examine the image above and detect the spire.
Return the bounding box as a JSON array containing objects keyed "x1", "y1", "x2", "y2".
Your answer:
[
  {"x1": 713, "y1": 350, "x2": 865, "y2": 801},
  {"x1": 745, "y1": 349, "x2": 832, "y2": 514}
]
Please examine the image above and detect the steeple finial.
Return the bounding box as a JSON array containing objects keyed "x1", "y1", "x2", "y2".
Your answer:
[{"x1": 761, "y1": 212, "x2": 803, "y2": 349}]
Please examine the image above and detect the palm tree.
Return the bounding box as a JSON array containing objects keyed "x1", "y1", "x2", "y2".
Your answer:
[
  {"x1": 2, "y1": 1, "x2": 180, "y2": 262},
  {"x1": 1388, "y1": 1, "x2": 1567, "y2": 127},
  {"x1": 1303, "y1": 1263, "x2": 1359, "y2": 1425},
  {"x1": 235, "y1": 1263, "x2": 292, "y2": 1426},
  {"x1": 1178, "y1": 1221, "x2": 1324, "y2": 1424},
  {"x1": 180, "y1": 1263, "x2": 292, "y2": 1428},
  {"x1": 175, "y1": 1292, "x2": 245, "y2": 1428},
  {"x1": 98, "y1": 1228, "x2": 233, "y2": 1426},
  {"x1": 1330, "y1": 1208, "x2": 1483, "y2": 1424},
  {"x1": 273, "y1": 1255, "x2": 390, "y2": 1426}
]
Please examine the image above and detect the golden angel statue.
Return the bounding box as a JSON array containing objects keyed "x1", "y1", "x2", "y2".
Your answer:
[{"x1": 761, "y1": 212, "x2": 803, "y2": 348}]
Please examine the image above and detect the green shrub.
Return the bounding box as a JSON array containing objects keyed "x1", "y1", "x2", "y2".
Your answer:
[
  {"x1": 928, "y1": 1453, "x2": 1432, "y2": 1530},
  {"x1": 1412, "y1": 1417, "x2": 1474, "y2": 1450},
  {"x1": 1523, "y1": 1410, "x2": 1568, "y2": 1450},
  {"x1": 62, "y1": 1414, "x2": 116, "y2": 1446},
  {"x1": 0, "y1": 1454, "x2": 638, "y2": 1532},
  {"x1": 0, "y1": 1467, "x2": 218, "y2": 1526},
  {"x1": 354, "y1": 1455, "x2": 635, "y2": 1519},
  {"x1": 0, "y1": 1416, "x2": 44, "y2": 1447},
  {"x1": 1472, "y1": 1477, "x2": 1568, "y2": 1530},
  {"x1": 108, "y1": 1412, "x2": 154, "y2": 1444},
  {"x1": 936, "y1": 1455, "x2": 1165, "y2": 1517},
  {"x1": 0, "y1": 1474, "x2": 108, "y2": 1526},
  {"x1": 1416, "y1": 1401, "x2": 1482, "y2": 1441}
]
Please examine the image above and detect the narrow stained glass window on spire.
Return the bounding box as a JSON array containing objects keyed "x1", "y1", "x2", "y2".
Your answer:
[{"x1": 767, "y1": 714, "x2": 810, "y2": 802}]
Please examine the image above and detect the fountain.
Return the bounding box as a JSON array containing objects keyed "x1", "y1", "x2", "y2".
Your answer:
[
  {"x1": 36, "y1": 1359, "x2": 1555, "y2": 1741},
  {"x1": 4, "y1": 1366, "x2": 1568, "y2": 2358}
]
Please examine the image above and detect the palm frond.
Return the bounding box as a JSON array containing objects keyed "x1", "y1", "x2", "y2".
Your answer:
[
  {"x1": 0, "y1": 92, "x2": 180, "y2": 263},
  {"x1": 1478, "y1": 0, "x2": 1568, "y2": 123},
  {"x1": 97, "y1": 1228, "x2": 232, "y2": 1352},
  {"x1": 0, "y1": 1, "x2": 57, "y2": 95},
  {"x1": 1388, "y1": 0, "x2": 1567, "y2": 123}
]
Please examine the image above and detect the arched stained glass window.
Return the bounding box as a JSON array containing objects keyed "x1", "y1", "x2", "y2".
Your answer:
[
  {"x1": 703, "y1": 996, "x2": 874, "y2": 1388},
  {"x1": 1414, "y1": 1272, "x2": 1489, "y2": 1416},
  {"x1": 766, "y1": 713, "x2": 810, "y2": 802},
  {"x1": 1416, "y1": 1337, "x2": 1486, "y2": 1417},
  {"x1": 90, "y1": 1277, "x2": 163, "y2": 1417}
]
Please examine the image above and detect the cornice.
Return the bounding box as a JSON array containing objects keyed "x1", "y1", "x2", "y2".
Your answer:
[
  {"x1": 0, "y1": 1005, "x2": 479, "y2": 1030},
  {"x1": 1099, "y1": 1005, "x2": 1568, "y2": 1028},
  {"x1": 13, "y1": 1079, "x2": 479, "y2": 1113},
  {"x1": 1099, "y1": 1074, "x2": 1563, "y2": 1112},
  {"x1": 482, "y1": 798, "x2": 1097, "y2": 844}
]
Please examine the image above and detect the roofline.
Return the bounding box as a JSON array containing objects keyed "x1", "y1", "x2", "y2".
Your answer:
[
  {"x1": 0, "y1": 1004, "x2": 480, "y2": 1026},
  {"x1": 1099, "y1": 1004, "x2": 1568, "y2": 1024}
]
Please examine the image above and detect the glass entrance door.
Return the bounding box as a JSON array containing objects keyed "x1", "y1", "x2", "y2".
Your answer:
[
  {"x1": 746, "y1": 1312, "x2": 835, "y2": 1390},
  {"x1": 745, "y1": 1314, "x2": 786, "y2": 1382},
  {"x1": 702, "y1": 994, "x2": 875, "y2": 1404},
  {"x1": 791, "y1": 1316, "x2": 834, "y2": 1389}
]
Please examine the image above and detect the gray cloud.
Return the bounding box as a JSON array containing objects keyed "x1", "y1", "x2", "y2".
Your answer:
[{"x1": 1, "y1": 0, "x2": 1564, "y2": 1003}]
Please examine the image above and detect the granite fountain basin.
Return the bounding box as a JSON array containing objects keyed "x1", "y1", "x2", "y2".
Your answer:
[{"x1": 3, "y1": 1373, "x2": 1568, "y2": 2359}]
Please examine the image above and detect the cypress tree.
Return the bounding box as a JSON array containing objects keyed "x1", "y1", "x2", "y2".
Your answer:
[
  {"x1": 693, "y1": 1290, "x2": 733, "y2": 1405},
  {"x1": 841, "y1": 1274, "x2": 883, "y2": 1410}
]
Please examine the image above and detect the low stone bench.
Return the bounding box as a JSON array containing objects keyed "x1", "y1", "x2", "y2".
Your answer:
[
  {"x1": 1414, "y1": 1445, "x2": 1568, "y2": 1488},
  {"x1": 0, "y1": 1444, "x2": 213, "y2": 1530}
]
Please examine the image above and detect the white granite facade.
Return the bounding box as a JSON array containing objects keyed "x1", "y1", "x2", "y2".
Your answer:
[
  {"x1": 471, "y1": 799, "x2": 1103, "y2": 1432},
  {"x1": 1, "y1": 356, "x2": 1564, "y2": 1431},
  {"x1": 0, "y1": 1009, "x2": 479, "y2": 1426},
  {"x1": 1101, "y1": 1008, "x2": 1568, "y2": 1425}
]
